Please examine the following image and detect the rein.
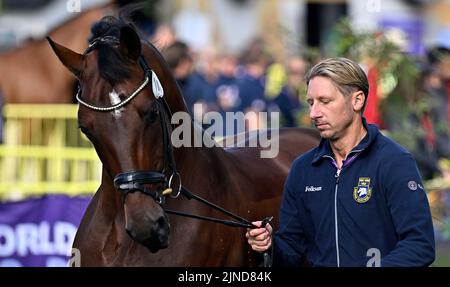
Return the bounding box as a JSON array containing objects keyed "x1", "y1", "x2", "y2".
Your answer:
[{"x1": 80, "y1": 36, "x2": 271, "y2": 230}]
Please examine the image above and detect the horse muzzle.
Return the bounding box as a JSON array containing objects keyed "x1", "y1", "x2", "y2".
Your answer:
[
  {"x1": 125, "y1": 210, "x2": 170, "y2": 253},
  {"x1": 116, "y1": 171, "x2": 171, "y2": 252}
]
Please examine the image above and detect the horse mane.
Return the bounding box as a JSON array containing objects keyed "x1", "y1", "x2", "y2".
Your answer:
[
  {"x1": 88, "y1": 16, "x2": 133, "y2": 83},
  {"x1": 87, "y1": 5, "x2": 147, "y2": 83}
]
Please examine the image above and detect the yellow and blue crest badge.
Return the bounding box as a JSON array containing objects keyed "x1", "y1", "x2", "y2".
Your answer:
[{"x1": 353, "y1": 177, "x2": 372, "y2": 203}]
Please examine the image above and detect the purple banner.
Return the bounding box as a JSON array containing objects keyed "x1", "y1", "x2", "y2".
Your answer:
[
  {"x1": 0, "y1": 195, "x2": 91, "y2": 267},
  {"x1": 379, "y1": 18, "x2": 425, "y2": 56}
]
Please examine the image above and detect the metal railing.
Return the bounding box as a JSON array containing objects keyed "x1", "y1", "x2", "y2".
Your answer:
[{"x1": 0, "y1": 104, "x2": 101, "y2": 200}]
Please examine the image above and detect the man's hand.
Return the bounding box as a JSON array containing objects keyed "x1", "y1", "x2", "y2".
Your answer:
[{"x1": 246, "y1": 221, "x2": 273, "y2": 252}]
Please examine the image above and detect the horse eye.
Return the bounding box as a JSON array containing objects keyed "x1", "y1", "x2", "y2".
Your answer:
[
  {"x1": 147, "y1": 105, "x2": 159, "y2": 123},
  {"x1": 78, "y1": 125, "x2": 91, "y2": 136}
]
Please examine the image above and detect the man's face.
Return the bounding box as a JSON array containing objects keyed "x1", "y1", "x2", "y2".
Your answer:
[{"x1": 306, "y1": 76, "x2": 355, "y2": 140}]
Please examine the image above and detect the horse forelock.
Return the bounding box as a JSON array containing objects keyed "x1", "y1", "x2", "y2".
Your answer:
[
  {"x1": 96, "y1": 45, "x2": 132, "y2": 83},
  {"x1": 87, "y1": 11, "x2": 189, "y2": 114},
  {"x1": 88, "y1": 16, "x2": 135, "y2": 83}
]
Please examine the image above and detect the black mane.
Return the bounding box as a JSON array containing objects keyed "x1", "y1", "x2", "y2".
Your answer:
[{"x1": 88, "y1": 11, "x2": 140, "y2": 83}]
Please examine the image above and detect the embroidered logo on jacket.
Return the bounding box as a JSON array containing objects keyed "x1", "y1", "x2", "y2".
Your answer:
[
  {"x1": 353, "y1": 177, "x2": 372, "y2": 203},
  {"x1": 305, "y1": 186, "x2": 322, "y2": 192}
]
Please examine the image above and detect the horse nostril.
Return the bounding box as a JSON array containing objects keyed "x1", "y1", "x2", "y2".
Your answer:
[
  {"x1": 155, "y1": 216, "x2": 169, "y2": 236},
  {"x1": 155, "y1": 217, "x2": 165, "y2": 231},
  {"x1": 155, "y1": 216, "x2": 169, "y2": 249},
  {"x1": 126, "y1": 227, "x2": 137, "y2": 239}
]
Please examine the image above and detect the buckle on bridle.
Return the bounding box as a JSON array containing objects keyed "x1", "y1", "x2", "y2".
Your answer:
[{"x1": 168, "y1": 172, "x2": 182, "y2": 198}]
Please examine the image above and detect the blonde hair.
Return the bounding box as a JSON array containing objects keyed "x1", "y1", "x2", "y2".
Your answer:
[{"x1": 305, "y1": 57, "x2": 369, "y2": 112}]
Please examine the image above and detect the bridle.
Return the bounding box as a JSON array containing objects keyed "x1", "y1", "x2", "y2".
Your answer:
[
  {"x1": 78, "y1": 35, "x2": 274, "y2": 266},
  {"x1": 77, "y1": 35, "x2": 274, "y2": 227},
  {"x1": 78, "y1": 35, "x2": 180, "y2": 206}
]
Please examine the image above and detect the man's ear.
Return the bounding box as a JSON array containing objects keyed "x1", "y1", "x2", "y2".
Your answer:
[
  {"x1": 119, "y1": 25, "x2": 142, "y2": 62},
  {"x1": 352, "y1": 90, "x2": 366, "y2": 113},
  {"x1": 47, "y1": 37, "x2": 84, "y2": 77}
]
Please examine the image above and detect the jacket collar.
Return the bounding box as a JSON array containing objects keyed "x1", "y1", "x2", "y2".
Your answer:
[{"x1": 312, "y1": 117, "x2": 379, "y2": 165}]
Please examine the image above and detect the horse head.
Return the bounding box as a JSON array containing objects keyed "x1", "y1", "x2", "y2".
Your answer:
[{"x1": 48, "y1": 16, "x2": 186, "y2": 253}]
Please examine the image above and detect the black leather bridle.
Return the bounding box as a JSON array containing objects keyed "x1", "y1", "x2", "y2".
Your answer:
[
  {"x1": 79, "y1": 36, "x2": 178, "y2": 206},
  {"x1": 77, "y1": 35, "x2": 273, "y2": 229}
]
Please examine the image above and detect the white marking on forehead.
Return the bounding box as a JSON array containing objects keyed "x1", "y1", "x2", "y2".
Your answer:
[{"x1": 109, "y1": 89, "x2": 123, "y2": 119}]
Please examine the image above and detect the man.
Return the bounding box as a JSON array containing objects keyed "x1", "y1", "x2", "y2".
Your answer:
[{"x1": 246, "y1": 58, "x2": 435, "y2": 267}]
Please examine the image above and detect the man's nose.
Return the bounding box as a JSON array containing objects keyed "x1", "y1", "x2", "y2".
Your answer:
[{"x1": 309, "y1": 104, "x2": 321, "y2": 119}]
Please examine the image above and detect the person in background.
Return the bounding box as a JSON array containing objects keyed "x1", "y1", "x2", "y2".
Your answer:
[
  {"x1": 162, "y1": 41, "x2": 210, "y2": 116},
  {"x1": 236, "y1": 42, "x2": 269, "y2": 131},
  {"x1": 211, "y1": 53, "x2": 241, "y2": 115},
  {"x1": 268, "y1": 56, "x2": 310, "y2": 127},
  {"x1": 150, "y1": 24, "x2": 176, "y2": 51}
]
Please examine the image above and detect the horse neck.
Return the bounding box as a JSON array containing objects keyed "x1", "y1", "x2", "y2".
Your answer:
[
  {"x1": 0, "y1": 55, "x2": 4, "y2": 89},
  {"x1": 0, "y1": 38, "x2": 73, "y2": 103},
  {"x1": 0, "y1": 6, "x2": 110, "y2": 103},
  {"x1": 179, "y1": 124, "x2": 226, "y2": 168}
]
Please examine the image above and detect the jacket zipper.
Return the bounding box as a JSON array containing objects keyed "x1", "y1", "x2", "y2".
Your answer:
[
  {"x1": 334, "y1": 168, "x2": 341, "y2": 267},
  {"x1": 323, "y1": 149, "x2": 362, "y2": 267}
]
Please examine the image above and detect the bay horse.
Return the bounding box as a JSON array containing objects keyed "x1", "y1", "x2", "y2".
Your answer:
[
  {"x1": 0, "y1": 3, "x2": 113, "y2": 104},
  {"x1": 48, "y1": 15, "x2": 320, "y2": 266}
]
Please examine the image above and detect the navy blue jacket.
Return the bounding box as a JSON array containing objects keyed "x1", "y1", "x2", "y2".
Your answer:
[{"x1": 274, "y1": 119, "x2": 435, "y2": 267}]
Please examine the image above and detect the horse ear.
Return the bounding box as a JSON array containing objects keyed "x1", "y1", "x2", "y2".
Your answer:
[
  {"x1": 119, "y1": 25, "x2": 142, "y2": 62},
  {"x1": 47, "y1": 37, "x2": 84, "y2": 77}
]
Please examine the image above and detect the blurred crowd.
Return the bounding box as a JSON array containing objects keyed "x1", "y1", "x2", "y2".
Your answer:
[
  {"x1": 153, "y1": 26, "x2": 311, "y2": 131},
  {"x1": 148, "y1": 24, "x2": 450, "y2": 181},
  {"x1": 414, "y1": 47, "x2": 450, "y2": 180}
]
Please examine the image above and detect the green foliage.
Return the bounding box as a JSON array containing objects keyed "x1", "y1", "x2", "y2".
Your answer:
[{"x1": 327, "y1": 18, "x2": 429, "y2": 152}]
